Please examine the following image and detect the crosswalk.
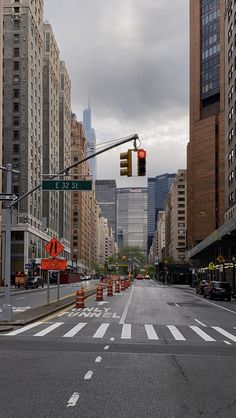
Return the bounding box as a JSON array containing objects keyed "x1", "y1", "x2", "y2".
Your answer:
[{"x1": 2, "y1": 321, "x2": 236, "y2": 344}]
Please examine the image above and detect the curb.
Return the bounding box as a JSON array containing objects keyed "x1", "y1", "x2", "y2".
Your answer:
[{"x1": 0, "y1": 325, "x2": 14, "y2": 333}]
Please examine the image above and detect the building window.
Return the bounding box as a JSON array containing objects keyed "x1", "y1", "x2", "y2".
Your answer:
[
  {"x1": 13, "y1": 20, "x2": 20, "y2": 30},
  {"x1": 13, "y1": 130, "x2": 19, "y2": 140},
  {"x1": 13, "y1": 48, "x2": 19, "y2": 57},
  {"x1": 13, "y1": 102, "x2": 19, "y2": 112},
  {"x1": 13, "y1": 144, "x2": 19, "y2": 153},
  {"x1": 13, "y1": 116, "x2": 19, "y2": 126},
  {"x1": 13, "y1": 89, "x2": 19, "y2": 98},
  {"x1": 13, "y1": 33, "x2": 20, "y2": 44},
  {"x1": 14, "y1": 61, "x2": 20, "y2": 70}
]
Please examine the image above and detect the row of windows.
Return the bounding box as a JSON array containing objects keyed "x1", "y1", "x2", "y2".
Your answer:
[
  {"x1": 201, "y1": 0, "x2": 219, "y2": 15},
  {"x1": 202, "y1": 42, "x2": 220, "y2": 60},
  {"x1": 202, "y1": 32, "x2": 219, "y2": 49},
  {"x1": 202, "y1": 19, "x2": 219, "y2": 39},
  {"x1": 202, "y1": 65, "x2": 219, "y2": 83},
  {"x1": 202, "y1": 77, "x2": 220, "y2": 94},
  {"x1": 201, "y1": 8, "x2": 220, "y2": 26},
  {"x1": 201, "y1": 54, "x2": 220, "y2": 71}
]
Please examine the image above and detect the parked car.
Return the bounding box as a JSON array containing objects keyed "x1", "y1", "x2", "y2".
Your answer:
[
  {"x1": 24, "y1": 276, "x2": 44, "y2": 289},
  {"x1": 204, "y1": 281, "x2": 231, "y2": 301},
  {"x1": 196, "y1": 280, "x2": 208, "y2": 295},
  {"x1": 136, "y1": 274, "x2": 144, "y2": 280},
  {"x1": 145, "y1": 275, "x2": 150, "y2": 280}
]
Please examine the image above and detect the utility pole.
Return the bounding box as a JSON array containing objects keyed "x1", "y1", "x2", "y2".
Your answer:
[{"x1": 1, "y1": 164, "x2": 19, "y2": 321}]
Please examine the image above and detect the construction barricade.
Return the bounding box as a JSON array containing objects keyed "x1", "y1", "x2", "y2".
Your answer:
[
  {"x1": 96, "y1": 285, "x2": 103, "y2": 301},
  {"x1": 76, "y1": 289, "x2": 85, "y2": 309}
]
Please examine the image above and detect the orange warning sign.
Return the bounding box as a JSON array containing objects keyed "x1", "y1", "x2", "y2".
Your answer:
[
  {"x1": 44, "y1": 238, "x2": 64, "y2": 258},
  {"x1": 41, "y1": 258, "x2": 67, "y2": 271}
]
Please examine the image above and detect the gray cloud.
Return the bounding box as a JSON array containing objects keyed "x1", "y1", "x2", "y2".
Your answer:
[{"x1": 44, "y1": 0, "x2": 189, "y2": 186}]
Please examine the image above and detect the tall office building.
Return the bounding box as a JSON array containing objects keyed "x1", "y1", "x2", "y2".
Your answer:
[
  {"x1": 165, "y1": 170, "x2": 187, "y2": 262},
  {"x1": 0, "y1": 1, "x2": 3, "y2": 279},
  {"x1": 225, "y1": 1, "x2": 236, "y2": 221},
  {"x1": 59, "y1": 61, "x2": 71, "y2": 246},
  {"x1": 117, "y1": 188, "x2": 147, "y2": 255},
  {"x1": 83, "y1": 102, "x2": 96, "y2": 180},
  {"x1": 42, "y1": 23, "x2": 60, "y2": 235},
  {"x1": 147, "y1": 174, "x2": 176, "y2": 252},
  {"x1": 3, "y1": 0, "x2": 45, "y2": 273},
  {"x1": 187, "y1": 0, "x2": 225, "y2": 248},
  {"x1": 95, "y1": 180, "x2": 117, "y2": 240}
]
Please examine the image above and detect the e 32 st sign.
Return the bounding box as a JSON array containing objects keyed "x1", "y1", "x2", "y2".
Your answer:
[{"x1": 42, "y1": 180, "x2": 92, "y2": 191}]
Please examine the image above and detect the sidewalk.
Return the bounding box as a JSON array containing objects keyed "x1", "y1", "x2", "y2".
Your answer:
[{"x1": 0, "y1": 284, "x2": 98, "y2": 329}]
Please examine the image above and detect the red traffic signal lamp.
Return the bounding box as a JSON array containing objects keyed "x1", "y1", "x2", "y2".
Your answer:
[
  {"x1": 120, "y1": 149, "x2": 132, "y2": 177},
  {"x1": 137, "y1": 149, "x2": 146, "y2": 176}
]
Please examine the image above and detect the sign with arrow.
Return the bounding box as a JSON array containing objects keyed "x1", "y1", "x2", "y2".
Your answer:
[{"x1": 44, "y1": 238, "x2": 64, "y2": 258}]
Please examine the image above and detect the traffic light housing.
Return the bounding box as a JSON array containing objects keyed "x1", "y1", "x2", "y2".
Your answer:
[
  {"x1": 137, "y1": 149, "x2": 146, "y2": 176},
  {"x1": 120, "y1": 149, "x2": 132, "y2": 177}
]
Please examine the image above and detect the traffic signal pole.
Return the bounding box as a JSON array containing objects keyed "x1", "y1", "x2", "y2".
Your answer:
[
  {"x1": 12, "y1": 133, "x2": 139, "y2": 208},
  {"x1": 0, "y1": 134, "x2": 139, "y2": 322}
]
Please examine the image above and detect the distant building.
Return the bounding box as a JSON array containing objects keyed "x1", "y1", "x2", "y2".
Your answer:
[
  {"x1": 187, "y1": 0, "x2": 225, "y2": 248},
  {"x1": 117, "y1": 188, "x2": 147, "y2": 255},
  {"x1": 147, "y1": 173, "x2": 176, "y2": 252},
  {"x1": 157, "y1": 211, "x2": 165, "y2": 262},
  {"x1": 42, "y1": 23, "x2": 60, "y2": 236},
  {"x1": 59, "y1": 61, "x2": 71, "y2": 246},
  {"x1": 0, "y1": 0, "x2": 2, "y2": 278},
  {"x1": 165, "y1": 170, "x2": 187, "y2": 262},
  {"x1": 83, "y1": 101, "x2": 96, "y2": 180},
  {"x1": 95, "y1": 180, "x2": 117, "y2": 240}
]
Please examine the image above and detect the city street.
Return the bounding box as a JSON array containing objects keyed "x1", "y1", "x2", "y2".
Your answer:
[{"x1": 0, "y1": 279, "x2": 236, "y2": 417}]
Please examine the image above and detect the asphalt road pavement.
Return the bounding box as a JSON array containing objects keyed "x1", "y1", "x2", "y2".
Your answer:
[{"x1": 0, "y1": 279, "x2": 236, "y2": 417}]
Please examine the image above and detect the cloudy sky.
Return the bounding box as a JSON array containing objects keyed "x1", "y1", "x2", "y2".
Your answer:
[{"x1": 44, "y1": 0, "x2": 189, "y2": 187}]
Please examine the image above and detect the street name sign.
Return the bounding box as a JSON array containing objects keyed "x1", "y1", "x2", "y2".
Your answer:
[
  {"x1": 41, "y1": 258, "x2": 67, "y2": 271},
  {"x1": 0, "y1": 193, "x2": 17, "y2": 201},
  {"x1": 44, "y1": 238, "x2": 64, "y2": 258},
  {"x1": 42, "y1": 180, "x2": 92, "y2": 191}
]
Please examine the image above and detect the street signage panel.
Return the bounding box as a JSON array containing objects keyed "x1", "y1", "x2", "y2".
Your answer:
[
  {"x1": 42, "y1": 180, "x2": 92, "y2": 191},
  {"x1": 0, "y1": 193, "x2": 17, "y2": 201},
  {"x1": 41, "y1": 258, "x2": 67, "y2": 271},
  {"x1": 44, "y1": 238, "x2": 64, "y2": 258}
]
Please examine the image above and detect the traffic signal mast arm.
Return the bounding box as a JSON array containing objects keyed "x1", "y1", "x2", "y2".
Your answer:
[{"x1": 11, "y1": 133, "x2": 139, "y2": 207}]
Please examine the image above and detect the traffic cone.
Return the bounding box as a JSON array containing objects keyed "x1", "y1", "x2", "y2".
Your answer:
[
  {"x1": 115, "y1": 281, "x2": 121, "y2": 293},
  {"x1": 121, "y1": 280, "x2": 125, "y2": 291},
  {"x1": 125, "y1": 280, "x2": 129, "y2": 289},
  {"x1": 107, "y1": 281, "x2": 113, "y2": 296},
  {"x1": 76, "y1": 289, "x2": 85, "y2": 309},
  {"x1": 96, "y1": 285, "x2": 103, "y2": 301}
]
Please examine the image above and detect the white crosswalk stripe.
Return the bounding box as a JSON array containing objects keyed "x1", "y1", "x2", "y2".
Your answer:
[
  {"x1": 34, "y1": 322, "x2": 64, "y2": 337},
  {"x1": 189, "y1": 326, "x2": 215, "y2": 342},
  {"x1": 211, "y1": 326, "x2": 236, "y2": 342},
  {"x1": 145, "y1": 324, "x2": 159, "y2": 340},
  {"x1": 167, "y1": 325, "x2": 186, "y2": 341},
  {"x1": 93, "y1": 323, "x2": 110, "y2": 338},
  {"x1": 121, "y1": 323, "x2": 131, "y2": 339},
  {"x1": 3, "y1": 322, "x2": 236, "y2": 343},
  {"x1": 63, "y1": 323, "x2": 87, "y2": 338},
  {"x1": 5, "y1": 322, "x2": 44, "y2": 336}
]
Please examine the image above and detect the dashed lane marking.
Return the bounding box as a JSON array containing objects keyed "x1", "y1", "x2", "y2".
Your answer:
[
  {"x1": 63, "y1": 323, "x2": 87, "y2": 338},
  {"x1": 167, "y1": 325, "x2": 186, "y2": 341},
  {"x1": 190, "y1": 326, "x2": 215, "y2": 342},
  {"x1": 34, "y1": 322, "x2": 63, "y2": 337},
  {"x1": 145, "y1": 324, "x2": 159, "y2": 340}
]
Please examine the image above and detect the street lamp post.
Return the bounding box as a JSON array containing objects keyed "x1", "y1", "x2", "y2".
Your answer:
[{"x1": 30, "y1": 240, "x2": 36, "y2": 276}]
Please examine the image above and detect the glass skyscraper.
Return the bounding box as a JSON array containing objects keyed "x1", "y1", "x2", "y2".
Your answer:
[
  {"x1": 147, "y1": 174, "x2": 176, "y2": 252},
  {"x1": 117, "y1": 188, "x2": 147, "y2": 255}
]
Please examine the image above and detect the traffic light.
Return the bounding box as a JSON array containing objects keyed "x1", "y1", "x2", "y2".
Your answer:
[
  {"x1": 137, "y1": 149, "x2": 146, "y2": 176},
  {"x1": 120, "y1": 149, "x2": 132, "y2": 177}
]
